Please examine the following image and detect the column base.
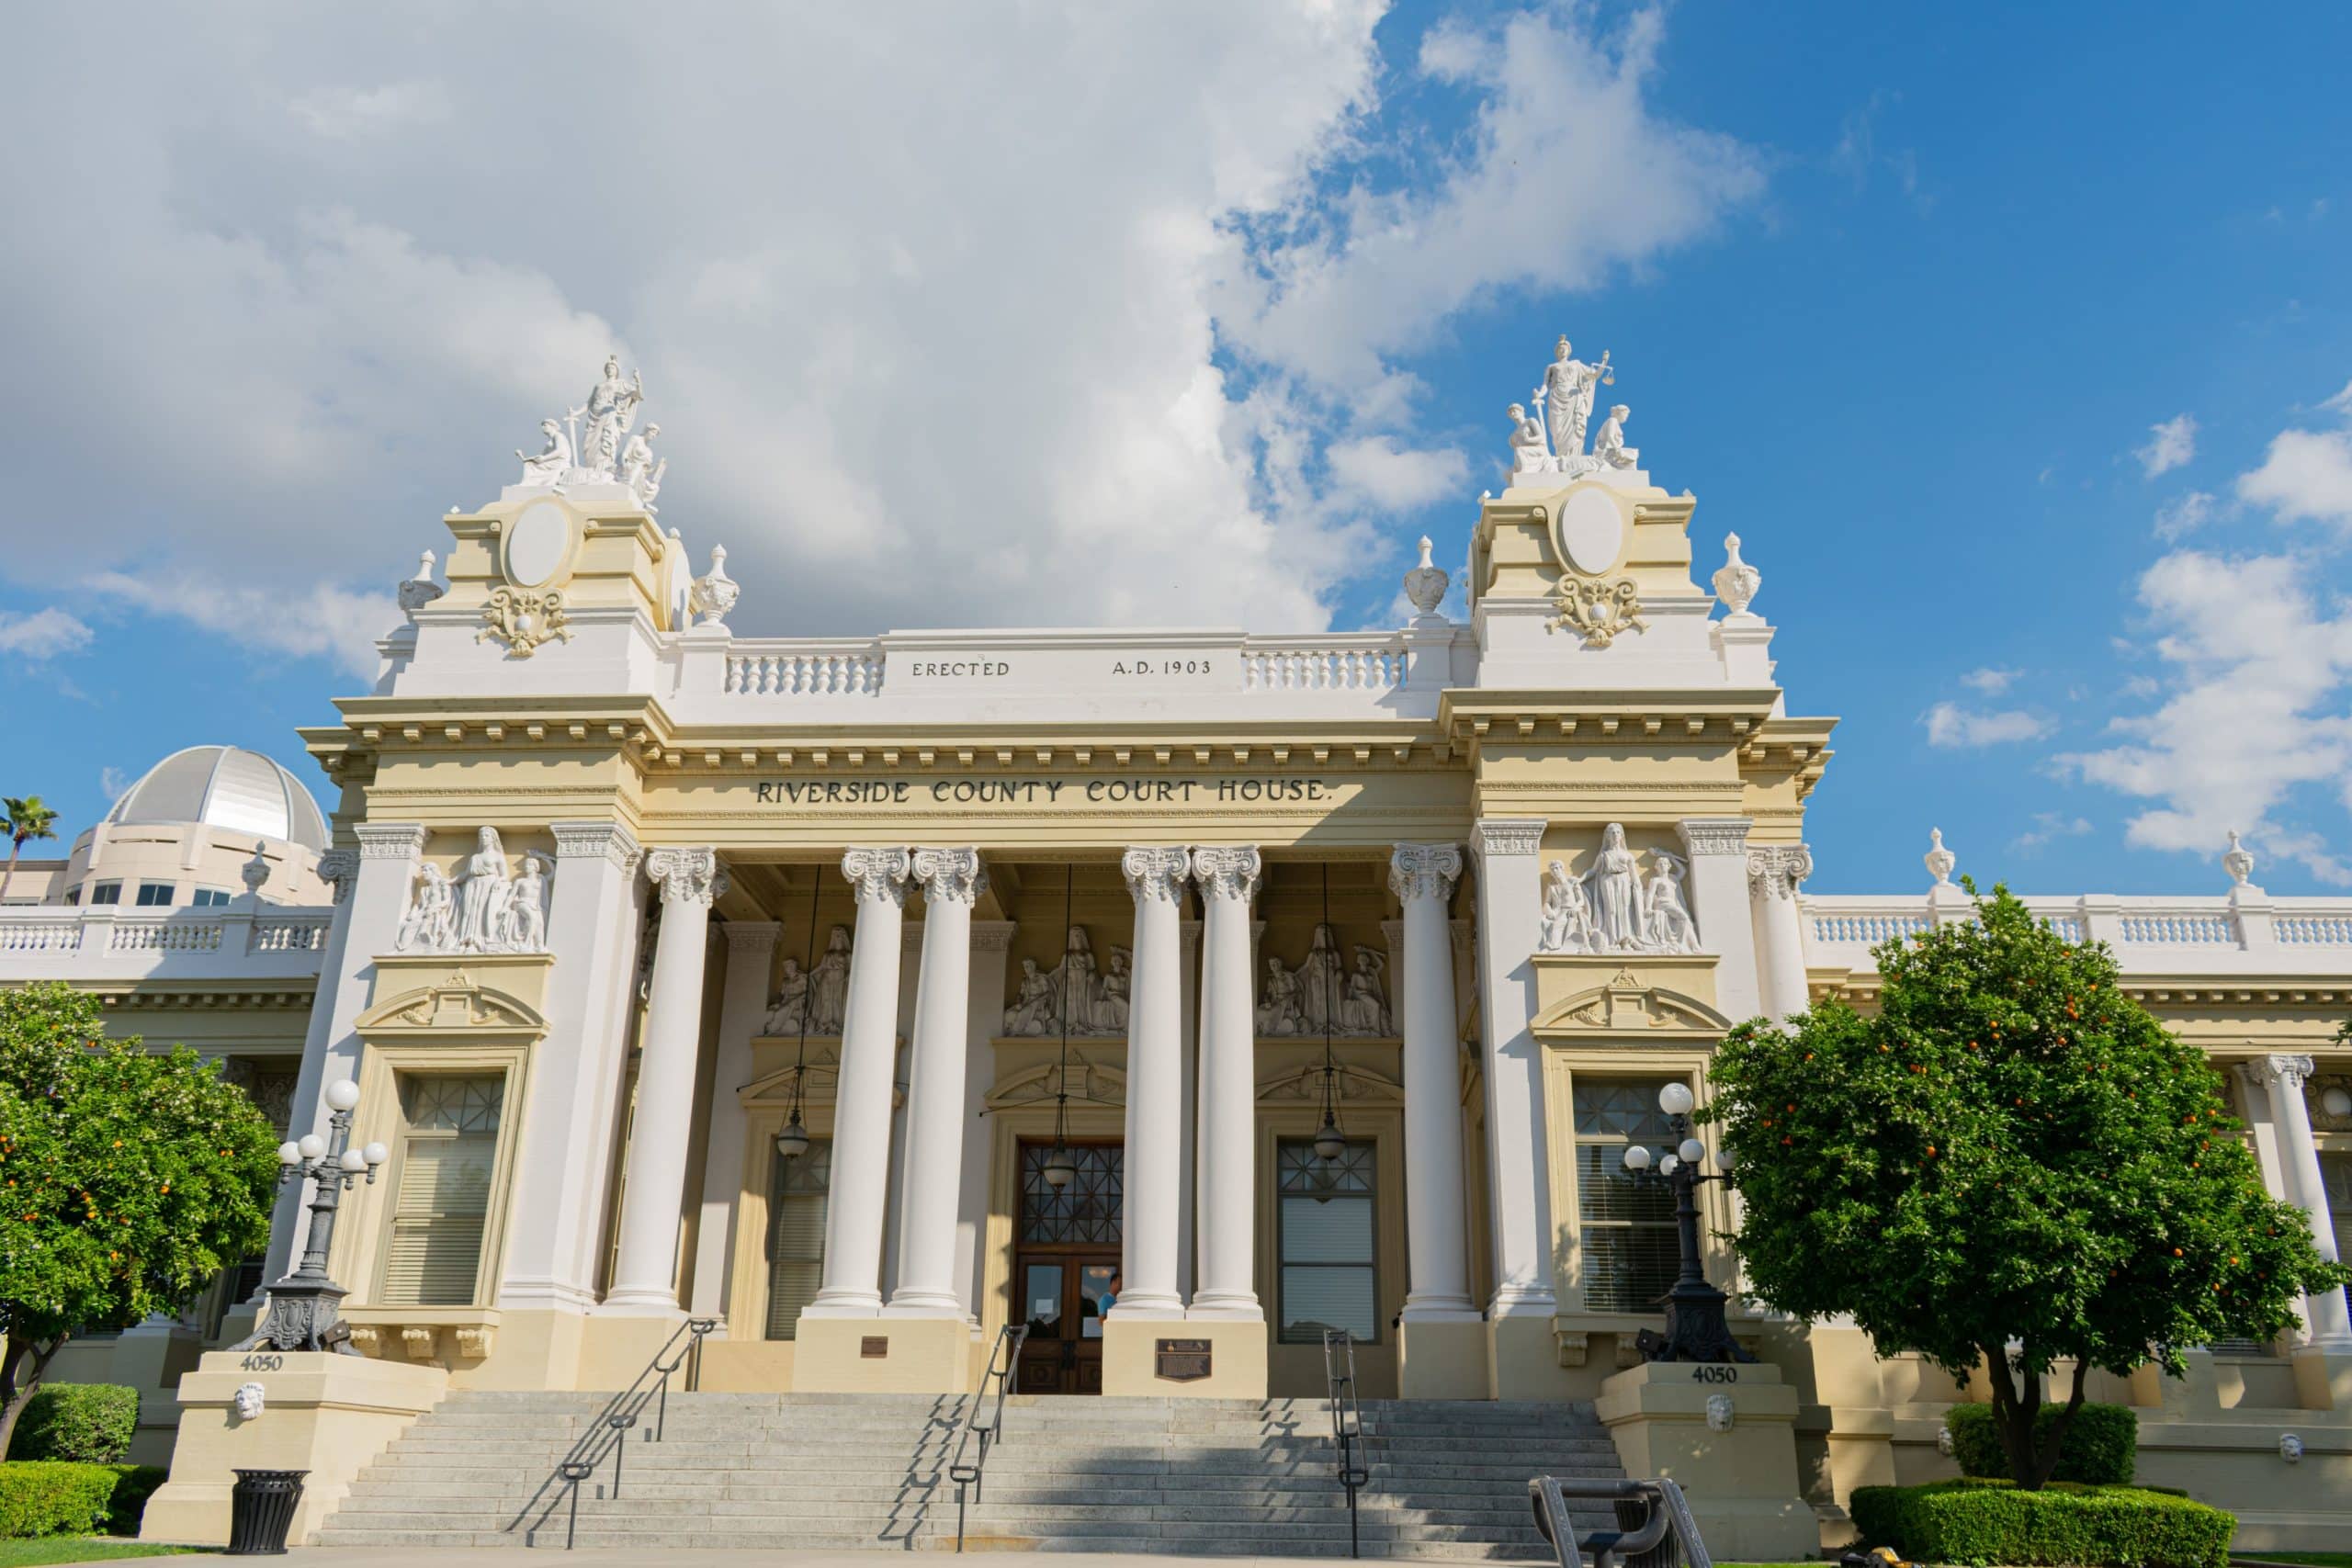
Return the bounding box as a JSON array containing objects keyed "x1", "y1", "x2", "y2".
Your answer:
[
  {"x1": 1487, "y1": 1308, "x2": 1575, "y2": 1402},
  {"x1": 1102, "y1": 1317, "x2": 1265, "y2": 1398},
  {"x1": 597, "y1": 1287, "x2": 684, "y2": 1315},
  {"x1": 1398, "y1": 1314, "x2": 1489, "y2": 1400},
  {"x1": 797, "y1": 1292, "x2": 886, "y2": 1319},
  {"x1": 1186, "y1": 1292, "x2": 1263, "y2": 1322},
  {"x1": 792, "y1": 1314, "x2": 973, "y2": 1393},
  {"x1": 2292, "y1": 1344, "x2": 2352, "y2": 1409},
  {"x1": 882, "y1": 1292, "x2": 966, "y2": 1318},
  {"x1": 141, "y1": 1352, "x2": 447, "y2": 1546},
  {"x1": 1594, "y1": 1360, "x2": 1815, "y2": 1562},
  {"x1": 1103, "y1": 1293, "x2": 1187, "y2": 1321}
]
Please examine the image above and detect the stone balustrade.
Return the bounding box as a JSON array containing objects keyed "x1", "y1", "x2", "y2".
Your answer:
[
  {"x1": 0, "y1": 905, "x2": 333, "y2": 985},
  {"x1": 1802, "y1": 891, "x2": 2352, "y2": 978}
]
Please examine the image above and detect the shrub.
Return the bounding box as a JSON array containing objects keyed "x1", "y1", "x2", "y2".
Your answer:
[
  {"x1": 1852, "y1": 1479, "x2": 2233, "y2": 1568},
  {"x1": 1947, "y1": 1400, "x2": 2137, "y2": 1483},
  {"x1": 0, "y1": 1461, "x2": 167, "y2": 1539},
  {"x1": 6, "y1": 1384, "x2": 138, "y2": 1463}
]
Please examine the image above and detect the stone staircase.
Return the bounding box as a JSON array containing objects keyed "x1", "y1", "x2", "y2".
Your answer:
[{"x1": 318, "y1": 1390, "x2": 1628, "y2": 1556}]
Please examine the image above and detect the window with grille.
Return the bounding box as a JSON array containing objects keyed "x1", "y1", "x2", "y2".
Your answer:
[
  {"x1": 764, "y1": 1140, "x2": 831, "y2": 1339},
  {"x1": 1018, "y1": 1143, "x2": 1123, "y2": 1245},
  {"x1": 1573, "y1": 1078, "x2": 1681, "y2": 1313},
  {"x1": 1277, "y1": 1140, "x2": 1377, "y2": 1343},
  {"x1": 379, "y1": 1074, "x2": 505, "y2": 1307}
]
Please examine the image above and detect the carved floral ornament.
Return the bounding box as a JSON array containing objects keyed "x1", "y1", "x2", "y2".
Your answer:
[
  {"x1": 356, "y1": 973, "x2": 546, "y2": 1037},
  {"x1": 1549, "y1": 575, "x2": 1647, "y2": 649},
  {"x1": 1534, "y1": 970, "x2": 1731, "y2": 1036},
  {"x1": 478, "y1": 584, "x2": 572, "y2": 659}
]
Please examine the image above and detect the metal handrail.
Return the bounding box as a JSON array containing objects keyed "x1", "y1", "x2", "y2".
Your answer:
[
  {"x1": 1322, "y1": 1328, "x2": 1370, "y2": 1559},
  {"x1": 1529, "y1": 1475, "x2": 1713, "y2": 1568},
  {"x1": 508, "y1": 1314, "x2": 719, "y2": 1549},
  {"x1": 947, "y1": 1322, "x2": 1029, "y2": 1552}
]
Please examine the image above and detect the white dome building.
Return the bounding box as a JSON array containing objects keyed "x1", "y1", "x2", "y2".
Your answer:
[{"x1": 58, "y1": 746, "x2": 332, "y2": 907}]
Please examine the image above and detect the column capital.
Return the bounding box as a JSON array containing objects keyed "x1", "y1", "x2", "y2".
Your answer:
[
  {"x1": 354, "y1": 822, "x2": 426, "y2": 860},
  {"x1": 1747, "y1": 843, "x2": 1814, "y2": 900},
  {"x1": 552, "y1": 819, "x2": 645, "y2": 873},
  {"x1": 1190, "y1": 845, "x2": 1262, "y2": 904},
  {"x1": 1390, "y1": 842, "x2": 1464, "y2": 904},
  {"x1": 842, "y1": 846, "x2": 913, "y2": 907},
  {"x1": 645, "y1": 846, "x2": 723, "y2": 908},
  {"x1": 1470, "y1": 818, "x2": 1544, "y2": 862},
  {"x1": 1677, "y1": 818, "x2": 1753, "y2": 858},
  {"x1": 911, "y1": 846, "x2": 988, "y2": 908},
  {"x1": 1122, "y1": 846, "x2": 1191, "y2": 905},
  {"x1": 316, "y1": 849, "x2": 360, "y2": 906},
  {"x1": 723, "y1": 919, "x2": 782, "y2": 954},
  {"x1": 2249, "y1": 1054, "x2": 2318, "y2": 1090}
]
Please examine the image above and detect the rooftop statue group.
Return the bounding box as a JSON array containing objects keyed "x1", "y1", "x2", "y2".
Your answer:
[
  {"x1": 394, "y1": 827, "x2": 555, "y2": 956},
  {"x1": 1510, "y1": 334, "x2": 1640, "y2": 481},
  {"x1": 1537, "y1": 824, "x2": 1701, "y2": 955},
  {"x1": 514, "y1": 355, "x2": 667, "y2": 511}
]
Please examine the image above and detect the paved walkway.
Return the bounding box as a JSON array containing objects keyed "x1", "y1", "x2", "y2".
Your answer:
[{"x1": 216, "y1": 1554, "x2": 1543, "y2": 1568}]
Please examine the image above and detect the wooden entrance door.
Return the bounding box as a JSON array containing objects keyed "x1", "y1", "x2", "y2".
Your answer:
[{"x1": 1012, "y1": 1139, "x2": 1122, "y2": 1395}]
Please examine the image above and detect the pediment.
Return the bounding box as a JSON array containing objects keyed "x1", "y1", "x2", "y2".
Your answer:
[
  {"x1": 356, "y1": 972, "x2": 546, "y2": 1037},
  {"x1": 1532, "y1": 969, "x2": 1732, "y2": 1036},
  {"x1": 741, "y1": 1044, "x2": 843, "y2": 1106},
  {"x1": 1256, "y1": 1061, "x2": 1406, "y2": 1108},
  {"x1": 986, "y1": 1051, "x2": 1127, "y2": 1111}
]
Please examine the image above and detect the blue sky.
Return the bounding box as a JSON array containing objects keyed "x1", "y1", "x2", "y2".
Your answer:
[{"x1": 5, "y1": 2, "x2": 2350, "y2": 897}]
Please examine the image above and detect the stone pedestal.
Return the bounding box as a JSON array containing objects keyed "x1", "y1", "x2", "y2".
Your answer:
[
  {"x1": 2293, "y1": 1345, "x2": 2352, "y2": 1410},
  {"x1": 791, "y1": 1314, "x2": 973, "y2": 1394},
  {"x1": 1101, "y1": 1318, "x2": 1266, "y2": 1398},
  {"x1": 141, "y1": 1351, "x2": 447, "y2": 1546},
  {"x1": 1397, "y1": 1315, "x2": 1488, "y2": 1399},
  {"x1": 1595, "y1": 1360, "x2": 1815, "y2": 1562}
]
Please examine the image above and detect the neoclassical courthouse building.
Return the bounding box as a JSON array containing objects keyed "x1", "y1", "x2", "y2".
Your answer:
[{"x1": 5, "y1": 347, "x2": 2348, "y2": 1549}]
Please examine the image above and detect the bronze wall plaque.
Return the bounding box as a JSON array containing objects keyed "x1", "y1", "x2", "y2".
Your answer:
[
  {"x1": 1156, "y1": 1337, "x2": 1211, "y2": 1382},
  {"x1": 861, "y1": 1336, "x2": 888, "y2": 1359}
]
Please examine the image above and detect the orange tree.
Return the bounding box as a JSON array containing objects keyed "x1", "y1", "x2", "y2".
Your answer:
[
  {"x1": 1703, "y1": 886, "x2": 2343, "y2": 1490},
  {"x1": 0, "y1": 983, "x2": 279, "y2": 1455}
]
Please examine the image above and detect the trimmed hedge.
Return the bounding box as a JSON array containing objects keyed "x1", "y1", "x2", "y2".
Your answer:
[
  {"x1": 7, "y1": 1385, "x2": 139, "y2": 1464},
  {"x1": 1851, "y1": 1479, "x2": 2233, "y2": 1568},
  {"x1": 0, "y1": 1462, "x2": 170, "y2": 1539},
  {"x1": 1948, "y1": 1399, "x2": 2137, "y2": 1483}
]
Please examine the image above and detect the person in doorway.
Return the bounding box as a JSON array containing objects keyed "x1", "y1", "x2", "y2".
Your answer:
[{"x1": 1097, "y1": 1269, "x2": 1121, "y2": 1317}]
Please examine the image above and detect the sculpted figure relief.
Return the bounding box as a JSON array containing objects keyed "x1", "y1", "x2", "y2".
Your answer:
[
  {"x1": 393, "y1": 828, "x2": 551, "y2": 956},
  {"x1": 1340, "y1": 947, "x2": 1392, "y2": 1035},
  {"x1": 1508, "y1": 401, "x2": 1553, "y2": 477},
  {"x1": 764, "y1": 956, "x2": 813, "y2": 1035},
  {"x1": 1593, "y1": 404, "x2": 1636, "y2": 468},
  {"x1": 395, "y1": 863, "x2": 458, "y2": 953},
  {"x1": 516, "y1": 419, "x2": 572, "y2": 487},
  {"x1": 1541, "y1": 336, "x2": 1612, "y2": 457},
  {"x1": 1003, "y1": 958, "x2": 1057, "y2": 1036},
  {"x1": 571, "y1": 355, "x2": 645, "y2": 478},
  {"x1": 1257, "y1": 956, "x2": 1304, "y2": 1037},
  {"x1": 1298, "y1": 923, "x2": 1348, "y2": 1034},
  {"x1": 1100, "y1": 947, "x2": 1133, "y2": 1032},
  {"x1": 808, "y1": 926, "x2": 853, "y2": 1034},
  {"x1": 1535, "y1": 825, "x2": 1703, "y2": 957}
]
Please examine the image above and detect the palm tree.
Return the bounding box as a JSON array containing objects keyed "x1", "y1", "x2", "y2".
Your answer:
[{"x1": 2, "y1": 797, "x2": 61, "y2": 903}]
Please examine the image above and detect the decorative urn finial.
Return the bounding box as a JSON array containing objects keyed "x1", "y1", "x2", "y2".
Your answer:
[
  {"x1": 1924, "y1": 828, "x2": 1955, "y2": 888},
  {"x1": 690, "y1": 544, "x2": 741, "y2": 628},
  {"x1": 242, "y1": 841, "x2": 271, "y2": 898},
  {"x1": 397, "y1": 549, "x2": 446, "y2": 615},
  {"x1": 1713, "y1": 533, "x2": 1761, "y2": 617},
  {"x1": 1403, "y1": 536, "x2": 1449, "y2": 618},
  {"x1": 2222, "y1": 829, "x2": 2258, "y2": 893}
]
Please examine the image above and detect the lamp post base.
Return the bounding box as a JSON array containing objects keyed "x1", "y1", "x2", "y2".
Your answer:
[{"x1": 1636, "y1": 1279, "x2": 1758, "y2": 1365}]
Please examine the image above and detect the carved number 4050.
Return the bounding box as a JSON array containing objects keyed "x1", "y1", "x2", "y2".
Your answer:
[
  {"x1": 239, "y1": 1354, "x2": 283, "y2": 1372},
  {"x1": 1690, "y1": 1366, "x2": 1738, "y2": 1383}
]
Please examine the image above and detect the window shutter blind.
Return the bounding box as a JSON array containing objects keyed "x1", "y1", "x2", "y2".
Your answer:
[
  {"x1": 764, "y1": 1194, "x2": 828, "y2": 1339},
  {"x1": 379, "y1": 1130, "x2": 496, "y2": 1306}
]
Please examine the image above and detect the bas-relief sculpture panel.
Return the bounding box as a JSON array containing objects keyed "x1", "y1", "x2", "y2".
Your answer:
[
  {"x1": 1537, "y1": 824, "x2": 1702, "y2": 958},
  {"x1": 394, "y1": 828, "x2": 553, "y2": 956}
]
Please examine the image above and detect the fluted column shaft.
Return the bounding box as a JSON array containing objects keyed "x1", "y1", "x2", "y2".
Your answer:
[
  {"x1": 888, "y1": 848, "x2": 986, "y2": 1317},
  {"x1": 605, "y1": 846, "x2": 722, "y2": 1312},
  {"x1": 1189, "y1": 846, "x2": 1262, "y2": 1321},
  {"x1": 805, "y1": 847, "x2": 911, "y2": 1318},
  {"x1": 1394, "y1": 843, "x2": 1475, "y2": 1319},
  {"x1": 2255, "y1": 1055, "x2": 2352, "y2": 1348},
  {"x1": 1115, "y1": 847, "x2": 1191, "y2": 1319}
]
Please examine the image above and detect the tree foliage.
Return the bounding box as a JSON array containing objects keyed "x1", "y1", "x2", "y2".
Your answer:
[
  {"x1": 1704, "y1": 886, "x2": 2345, "y2": 1489},
  {"x1": 0, "y1": 984, "x2": 280, "y2": 1455},
  {"x1": 0, "y1": 797, "x2": 59, "y2": 904}
]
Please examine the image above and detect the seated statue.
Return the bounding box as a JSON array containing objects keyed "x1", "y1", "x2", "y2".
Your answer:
[{"x1": 516, "y1": 420, "x2": 571, "y2": 487}]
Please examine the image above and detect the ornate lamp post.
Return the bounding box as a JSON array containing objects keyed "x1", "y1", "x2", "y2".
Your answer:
[
  {"x1": 1620, "y1": 1081, "x2": 1755, "y2": 1364},
  {"x1": 232, "y1": 1078, "x2": 386, "y2": 1354}
]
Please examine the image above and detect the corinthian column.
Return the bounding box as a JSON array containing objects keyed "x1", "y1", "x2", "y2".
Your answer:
[
  {"x1": 888, "y1": 848, "x2": 986, "y2": 1318},
  {"x1": 605, "y1": 846, "x2": 722, "y2": 1313},
  {"x1": 803, "y1": 847, "x2": 911, "y2": 1318},
  {"x1": 1189, "y1": 846, "x2": 1262, "y2": 1321},
  {"x1": 1470, "y1": 818, "x2": 1555, "y2": 1320},
  {"x1": 2251, "y1": 1055, "x2": 2352, "y2": 1348},
  {"x1": 1393, "y1": 843, "x2": 1475, "y2": 1320},
  {"x1": 1114, "y1": 847, "x2": 1191, "y2": 1319},
  {"x1": 1747, "y1": 843, "x2": 1815, "y2": 1024}
]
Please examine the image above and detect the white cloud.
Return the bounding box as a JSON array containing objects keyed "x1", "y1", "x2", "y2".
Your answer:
[
  {"x1": 2009, "y1": 812, "x2": 2092, "y2": 855},
  {"x1": 1958, "y1": 666, "x2": 2019, "y2": 694},
  {"x1": 2136, "y1": 412, "x2": 2197, "y2": 478},
  {"x1": 0, "y1": 5, "x2": 1764, "y2": 664},
  {"x1": 2154, "y1": 490, "x2": 2216, "y2": 541},
  {"x1": 288, "y1": 81, "x2": 452, "y2": 140},
  {"x1": 99, "y1": 766, "x2": 129, "y2": 802},
  {"x1": 1922, "y1": 702, "x2": 2054, "y2": 748},
  {"x1": 2061, "y1": 549, "x2": 2352, "y2": 884},
  {"x1": 2236, "y1": 381, "x2": 2352, "y2": 532},
  {"x1": 0, "y1": 606, "x2": 94, "y2": 660}
]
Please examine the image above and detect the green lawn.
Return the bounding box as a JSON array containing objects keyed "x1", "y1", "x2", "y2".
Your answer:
[
  {"x1": 2235, "y1": 1556, "x2": 2352, "y2": 1568},
  {"x1": 0, "y1": 1543, "x2": 202, "y2": 1567}
]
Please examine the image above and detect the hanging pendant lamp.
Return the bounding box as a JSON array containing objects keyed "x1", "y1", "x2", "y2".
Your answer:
[
  {"x1": 1041, "y1": 864, "x2": 1080, "y2": 1190},
  {"x1": 775, "y1": 872, "x2": 822, "y2": 1161},
  {"x1": 1312, "y1": 863, "x2": 1347, "y2": 1168}
]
